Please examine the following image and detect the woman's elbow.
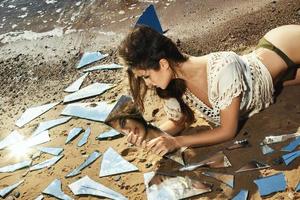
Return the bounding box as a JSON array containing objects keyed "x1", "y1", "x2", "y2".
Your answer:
[{"x1": 219, "y1": 126, "x2": 237, "y2": 141}]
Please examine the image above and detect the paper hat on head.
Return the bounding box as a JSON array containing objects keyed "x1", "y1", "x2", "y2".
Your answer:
[{"x1": 135, "y1": 4, "x2": 163, "y2": 34}]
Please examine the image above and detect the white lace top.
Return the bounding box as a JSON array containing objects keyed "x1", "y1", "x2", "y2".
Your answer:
[{"x1": 164, "y1": 51, "x2": 274, "y2": 126}]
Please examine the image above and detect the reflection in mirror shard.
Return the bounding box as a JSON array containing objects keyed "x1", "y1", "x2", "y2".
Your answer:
[
  {"x1": 77, "y1": 128, "x2": 91, "y2": 147},
  {"x1": 261, "y1": 144, "x2": 275, "y2": 155},
  {"x1": 0, "y1": 160, "x2": 32, "y2": 173},
  {"x1": 77, "y1": 52, "x2": 108, "y2": 69},
  {"x1": 37, "y1": 147, "x2": 63, "y2": 156},
  {"x1": 144, "y1": 171, "x2": 212, "y2": 200},
  {"x1": 66, "y1": 150, "x2": 101, "y2": 178},
  {"x1": 42, "y1": 179, "x2": 72, "y2": 200},
  {"x1": 0, "y1": 130, "x2": 24, "y2": 150},
  {"x1": 254, "y1": 172, "x2": 286, "y2": 196},
  {"x1": 282, "y1": 150, "x2": 300, "y2": 165},
  {"x1": 226, "y1": 139, "x2": 250, "y2": 150},
  {"x1": 65, "y1": 128, "x2": 83, "y2": 144},
  {"x1": 262, "y1": 132, "x2": 300, "y2": 145},
  {"x1": 202, "y1": 171, "x2": 234, "y2": 188},
  {"x1": 34, "y1": 194, "x2": 44, "y2": 200},
  {"x1": 180, "y1": 151, "x2": 231, "y2": 171},
  {"x1": 83, "y1": 63, "x2": 123, "y2": 72},
  {"x1": 63, "y1": 82, "x2": 113, "y2": 103},
  {"x1": 68, "y1": 175, "x2": 127, "y2": 200},
  {"x1": 235, "y1": 160, "x2": 270, "y2": 173},
  {"x1": 281, "y1": 137, "x2": 300, "y2": 152},
  {"x1": 61, "y1": 102, "x2": 116, "y2": 122},
  {"x1": 15, "y1": 102, "x2": 59, "y2": 127},
  {"x1": 30, "y1": 155, "x2": 64, "y2": 171},
  {"x1": 96, "y1": 129, "x2": 121, "y2": 140},
  {"x1": 99, "y1": 147, "x2": 138, "y2": 177},
  {"x1": 0, "y1": 180, "x2": 24, "y2": 198},
  {"x1": 165, "y1": 147, "x2": 186, "y2": 166},
  {"x1": 232, "y1": 189, "x2": 248, "y2": 200},
  {"x1": 32, "y1": 117, "x2": 72, "y2": 136},
  {"x1": 64, "y1": 73, "x2": 89, "y2": 93}
]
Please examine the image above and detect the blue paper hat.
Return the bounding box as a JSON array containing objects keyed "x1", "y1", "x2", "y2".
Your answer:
[{"x1": 135, "y1": 4, "x2": 163, "y2": 34}]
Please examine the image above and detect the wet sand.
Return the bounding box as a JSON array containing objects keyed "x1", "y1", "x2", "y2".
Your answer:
[{"x1": 0, "y1": 0, "x2": 300, "y2": 199}]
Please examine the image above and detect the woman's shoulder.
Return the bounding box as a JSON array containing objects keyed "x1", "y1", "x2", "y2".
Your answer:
[{"x1": 208, "y1": 51, "x2": 239, "y2": 63}]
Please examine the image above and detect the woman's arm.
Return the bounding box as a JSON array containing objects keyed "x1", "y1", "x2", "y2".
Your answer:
[
  {"x1": 159, "y1": 119, "x2": 185, "y2": 136},
  {"x1": 147, "y1": 96, "x2": 241, "y2": 156}
]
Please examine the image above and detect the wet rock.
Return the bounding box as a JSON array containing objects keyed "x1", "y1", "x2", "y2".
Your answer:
[{"x1": 14, "y1": 191, "x2": 20, "y2": 198}]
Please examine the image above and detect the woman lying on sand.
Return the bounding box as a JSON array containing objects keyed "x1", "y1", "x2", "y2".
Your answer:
[{"x1": 117, "y1": 24, "x2": 300, "y2": 156}]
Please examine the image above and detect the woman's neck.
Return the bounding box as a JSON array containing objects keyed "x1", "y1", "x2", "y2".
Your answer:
[{"x1": 175, "y1": 56, "x2": 207, "y2": 81}]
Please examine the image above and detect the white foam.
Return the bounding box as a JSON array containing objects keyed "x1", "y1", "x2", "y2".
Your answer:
[
  {"x1": 21, "y1": 7, "x2": 27, "y2": 11},
  {"x1": 8, "y1": 5, "x2": 16, "y2": 8},
  {"x1": 56, "y1": 8, "x2": 62, "y2": 13},
  {"x1": 18, "y1": 13, "x2": 28, "y2": 18},
  {"x1": 45, "y1": 0, "x2": 57, "y2": 4},
  {"x1": 76, "y1": 1, "x2": 81, "y2": 6}
]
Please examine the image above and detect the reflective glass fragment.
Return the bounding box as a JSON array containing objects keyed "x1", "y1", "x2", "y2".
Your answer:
[
  {"x1": 235, "y1": 160, "x2": 270, "y2": 173},
  {"x1": 0, "y1": 180, "x2": 24, "y2": 198},
  {"x1": 0, "y1": 130, "x2": 24, "y2": 150},
  {"x1": 42, "y1": 179, "x2": 72, "y2": 200},
  {"x1": 65, "y1": 128, "x2": 83, "y2": 144},
  {"x1": 64, "y1": 73, "x2": 89, "y2": 93},
  {"x1": 30, "y1": 155, "x2": 63, "y2": 171},
  {"x1": 0, "y1": 160, "x2": 32, "y2": 173},
  {"x1": 37, "y1": 147, "x2": 63, "y2": 156},
  {"x1": 83, "y1": 63, "x2": 122, "y2": 72},
  {"x1": 232, "y1": 189, "x2": 248, "y2": 200},
  {"x1": 202, "y1": 171, "x2": 234, "y2": 188},
  {"x1": 282, "y1": 150, "x2": 300, "y2": 165},
  {"x1": 77, "y1": 128, "x2": 91, "y2": 147},
  {"x1": 32, "y1": 117, "x2": 72, "y2": 136},
  {"x1": 96, "y1": 129, "x2": 121, "y2": 140},
  {"x1": 77, "y1": 52, "x2": 108, "y2": 69},
  {"x1": 254, "y1": 173, "x2": 286, "y2": 196}
]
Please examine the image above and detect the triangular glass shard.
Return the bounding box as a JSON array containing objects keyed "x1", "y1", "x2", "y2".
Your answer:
[
  {"x1": 202, "y1": 171, "x2": 234, "y2": 188},
  {"x1": 96, "y1": 129, "x2": 121, "y2": 140},
  {"x1": 282, "y1": 150, "x2": 300, "y2": 165},
  {"x1": 15, "y1": 102, "x2": 59, "y2": 127},
  {"x1": 135, "y1": 4, "x2": 163, "y2": 34},
  {"x1": 0, "y1": 130, "x2": 24, "y2": 150},
  {"x1": 164, "y1": 147, "x2": 187, "y2": 166},
  {"x1": 262, "y1": 132, "x2": 300, "y2": 145},
  {"x1": 83, "y1": 63, "x2": 122, "y2": 72},
  {"x1": 0, "y1": 180, "x2": 24, "y2": 198},
  {"x1": 42, "y1": 179, "x2": 72, "y2": 200},
  {"x1": 77, "y1": 52, "x2": 108, "y2": 69},
  {"x1": 34, "y1": 194, "x2": 44, "y2": 200},
  {"x1": 30, "y1": 155, "x2": 64, "y2": 171},
  {"x1": 66, "y1": 150, "x2": 101, "y2": 178},
  {"x1": 144, "y1": 171, "x2": 212, "y2": 200},
  {"x1": 99, "y1": 147, "x2": 138, "y2": 177},
  {"x1": 64, "y1": 73, "x2": 89, "y2": 93},
  {"x1": 235, "y1": 160, "x2": 270, "y2": 173},
  {"x1": 32, "y1": 117, "x2": 72, "y2": 136},
  {"x1": 226, "y1": 139, "x2": 250, "y2": 150},
  {"x1": 180, "y1": 151, "x2": 231, "y2": 171},
  {"x1": 61, "y1": 102, "x2": 116, "y2": 122},
  {"x1": 295, "y1": 181, "x2": 300, "y2": 192},
  {"x1": 37, "y1": 147, "x2": 63, "y2": 156},
  {"x1": 0, "y1": 160, "x2": 32, "y2": 173},
  {"x1": 63, "y1": 82, "x2": 113, "y2": 103},
  {"x1": 232, "y1": 189, "x2": 248, "y2": 200},
  {"x1": 261, "y1": 144, "x2": 275, "y2": 155},
  {"x1": 65, "y1": 128, "x2": 83, "y2": 144},
  {"x1": 281, "y1": 137, "x2": 300, "y2": 152},
  {"x1": 77, "y1": 127, "x2": 91, "y2": 147},
  {"x1": 68, "y1": 175, "x2": 127, "y2": 200},
  {"x1": 254, "y1": 173, "x2": 286, "y2": 197}
]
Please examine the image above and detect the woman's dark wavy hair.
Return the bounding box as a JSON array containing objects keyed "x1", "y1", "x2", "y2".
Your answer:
[{"x1": 118, "y1": 25, "x2": 195, "y2": 126}]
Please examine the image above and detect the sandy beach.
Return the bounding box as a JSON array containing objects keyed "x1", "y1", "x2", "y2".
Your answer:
[{"x1": 0, "y1": 0, "x2": 300, "y2": 199}]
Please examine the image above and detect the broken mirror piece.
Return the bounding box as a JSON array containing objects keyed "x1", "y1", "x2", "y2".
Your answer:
[
  {"x1": 281, "y1": 137, "x2": 300, "y2": 152},
  {"x1": 235, "y1": 160, "x2": 270, "y2": 173},
  {"x1": 262, "y1": 132, "x2": 300, "y2": 145},
  {"x1": 164, "y1": 147, "x2": 186, "y2": 166},
  {"x1": 66, "y1": 150, "x2": 101, "y2": 178},
  {"x1": 0, "y1": 130, "x2": 24, "y2": 150},
  {"x1": 135, "y1": 4, "x2": 163, "y2": 34},
  {"x1": 254, "y1": 172, "x2": 286, "y2": 197},
  {"x1": 61, "y1": 102, "x2": 116, "y2": 122},
  {"x1": 64, "y1": 73, "x2": 89, "y2": 93},
  {"x1": 16, "y1": 102, "x2": 59, "y2": 127},
  {"x1": 83, "y1": 63, "x2": 122, "y2": 72},
  {"x1": 96, "y1": 129, "x2": 121, "y2": 140},
  {"x1": 295, "y1": 181, "x2": 300, "y2": 192},
  {"x1": 42, "y1": 179, "x2": 72, "y2": 200},
  {"x1": 226, "y1": 139, "x2": 250, "y2": 150},
  {"x1": 65, "y1": 128, "x2": 83, "y2": 144},
  {"x1": 0, "y1": 160, "x2": 32, "y2": 173},
  {"x1": 68, "y1": 175, "x2": 127, "y2": 200},
  {"x1": 202, "y1": 171, "x2": 234, "y2": 188},
  {"x1": 99, "y1": 147, "x2": 138, "y2": 177},
  {"x1": 63, "y1": 82, "x2": 113, "y2": 103},
  {"x1": 282, "y1": 150, "x2": 300, "y2": 165},
  {"x1": 77, "y1": 127, "x2": 91, "y2": 147},
  {"x1": 37, "y1": 147, "x2": 63, "y2": 156},
  {"x1": 77, "y1": 51, "x2": 108, "y2": 69},
  {"x1": 180, "y1": 151, "x2": 231, "y2": 171},
  {"x1": 34, "y1": 195, "x2": 44, "y2": 200},
  {"x1": 30, "y1": 155, "x2": 64, "y2": 171},
  {"x1": 144, "y1": 171, "x2": 212, "y2": 200},
  {"x1": 0, "y1": 180, "x2": 24, "y2": 198},
  {"x1": 232, "y1": 189, "x2": 248, "y2": 200},
  {"x1": 261, "y1": 144, "x2": 275, "y2": 155},
  {"x1": 32, "y1": 117, "x2": 72, "y2": 136}
]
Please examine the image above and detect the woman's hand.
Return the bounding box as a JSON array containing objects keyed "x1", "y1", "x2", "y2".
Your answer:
[{"x1": 146, "y1": 135, "x2": 180, "y2": 156}]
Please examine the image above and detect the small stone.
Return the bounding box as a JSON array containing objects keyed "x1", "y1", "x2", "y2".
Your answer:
[
  {"x1": 145, "y1": 163, "x2": 152, "y2": 168},
  {"x1": 80, "y1": 150, "x2": 86, "y2": 155},
  {"x1": 14, "y1": 191, "x2": 20, "y2": 198},
  {"x1": 139, "y1": 158, "x2": 146, "y2": 163},
  {"x1": 113, "y1": 175, "x2": 121, "y2": 181}
]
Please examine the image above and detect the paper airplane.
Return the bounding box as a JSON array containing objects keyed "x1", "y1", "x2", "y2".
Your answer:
[
  {"x1": 77, "y1": 52, "x2": 108, "y2": 69},
  {"x1": 254, "y1": 172, "x2": 286, "y2": 197}
]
